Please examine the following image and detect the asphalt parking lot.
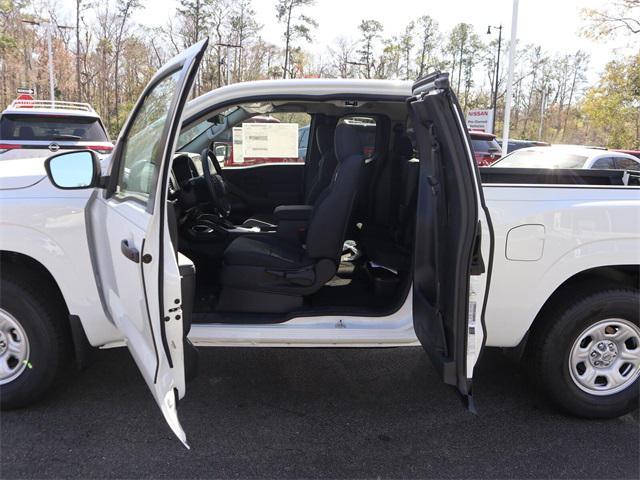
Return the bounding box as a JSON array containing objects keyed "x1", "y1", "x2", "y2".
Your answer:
[{"x1": 2, "y1": 346, "x2": 639, "y2": 479}]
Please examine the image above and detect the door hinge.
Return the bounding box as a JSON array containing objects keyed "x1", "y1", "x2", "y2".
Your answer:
[{"x1": 470, "y1": 222, "x2": 485, "y2": 275}]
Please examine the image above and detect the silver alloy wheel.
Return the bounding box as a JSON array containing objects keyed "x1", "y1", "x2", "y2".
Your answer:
[
  {"x1": 0, "y1": 308, "x2": 30, "y2": 385},
  {"x1": 568, "y1": 318, "x2": 640, "y2": 396}
]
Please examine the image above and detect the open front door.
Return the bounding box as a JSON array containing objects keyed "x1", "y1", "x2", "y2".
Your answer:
[
  {"x1": 408, "y1": 72, "x2": 494, "y2": 407},
  {"x1": 86, "y1": 39, "x2": 208, "y2": 447}
]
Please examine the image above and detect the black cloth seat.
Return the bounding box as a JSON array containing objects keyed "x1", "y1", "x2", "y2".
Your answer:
[
  {"x1": 223, "y1": 235, "x2": 311, "y2": 269},
  {"x1": 361, "y1": 134, "x2": 418, "y2": 273},
  {"x1": 242, "y1": 119, "x2": 337, "y2": 228},
  {"x1": 218, "y1": 123, "x2": 366, "y2": 313}
]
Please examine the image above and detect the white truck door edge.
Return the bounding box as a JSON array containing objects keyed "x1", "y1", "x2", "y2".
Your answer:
[{"x1": 408, "y1": 72, "x2": 494, "y2": 410}]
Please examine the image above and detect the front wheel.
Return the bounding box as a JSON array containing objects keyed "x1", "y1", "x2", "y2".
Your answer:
[
  {"x1": 529, "y1": 288, "x2": 640, "y2": 418},
  {"x1": 0, "y1": 276, "x2": 70, "y2": 409}
]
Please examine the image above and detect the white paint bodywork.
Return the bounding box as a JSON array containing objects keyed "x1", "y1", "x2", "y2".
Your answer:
[{"x1": 1, "y1": 79, "x2": 639, "y2": 352}]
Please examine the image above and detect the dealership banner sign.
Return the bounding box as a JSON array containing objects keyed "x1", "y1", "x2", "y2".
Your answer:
[{"x1": 467, "y1": 108, "x2": 494, "y2": 133}]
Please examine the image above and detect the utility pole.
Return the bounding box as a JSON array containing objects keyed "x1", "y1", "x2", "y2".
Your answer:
[
  {"x1": 346, "y1": 61, "x2": 368, "y2": 79},
  {"x1": 501, "y1": 0, "x2": 519, "y2": 155},
  {"x1": 487, "y1": 24, "x2": 502, "y2": 134},
  {"x1": 215, "y1": 43, "x2": 242, "y2": 86},
  {"x1": 21, "y1": 18, "x2": 73, "y2": 105}
]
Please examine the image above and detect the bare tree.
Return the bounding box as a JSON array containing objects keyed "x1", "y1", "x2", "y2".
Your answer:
[
  {"x1": 582, "y1": 0, "x2": 640, "y2": 37},
  {"x1": 229, "y1": 0, "x2": 259, "y2": 82},
  {"x1": 415, "y1": 15, "x2": 440, "y2": 78},
  {"x1": 276, "y1": 0, "x2": 316, "y2": 79},
  {"x1": 113, "y1": 0, "x2": 140, "y2": 127},
  {"x1": 399, "y1": 21, "x2": 414, "y2": 80},
  {"x1": 357, "y1": 19, "x2": 383, "y2": 79},
  {"x1": 328, "y1": 36, "x2": 356, "y2": 78}
]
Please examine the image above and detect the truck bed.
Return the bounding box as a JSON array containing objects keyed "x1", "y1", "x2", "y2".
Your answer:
[{"x1": 480, "y1": 168, "x2": 640, "y2": 186}]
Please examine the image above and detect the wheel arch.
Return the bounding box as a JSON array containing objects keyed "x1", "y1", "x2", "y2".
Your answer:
[
  {"x1": 513, "y1": 265, "x2": 639, "y2": 358},
  {"x1": 0, "y1": 250, "x2": 91, "y2": 368}
]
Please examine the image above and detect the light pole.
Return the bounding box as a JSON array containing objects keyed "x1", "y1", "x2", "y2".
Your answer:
[
  {"x1": 487, "y1": 24, "x2": 502, "y2": 134},
  {"x1": 215, "y1": 42, "x2": 243, "y2": 86},
  {"x1": 21, "y1": 18, "x2": 73, "y2": 105},
  {"x1": 501, "y1": 0, "x2": 520, "y2": 155}
]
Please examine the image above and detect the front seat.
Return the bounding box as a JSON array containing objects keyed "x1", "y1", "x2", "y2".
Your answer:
[
  {"x1": 242, "y1": 117, "x2": 338, "y2": 228},
  {"x1": 218, "y1": 123, "x2": 366, "y2": 313},
  {"x1": 19, "y1": 126, "x2": 35, "y2": 139}
]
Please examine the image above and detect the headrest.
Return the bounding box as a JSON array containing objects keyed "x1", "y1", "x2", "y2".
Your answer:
[
  {"x1": 19, "y1": 126, "x2": 34, "y2": 139},
  {"x1": 315, "y1": 122, "x2": 334, "y2": 155},
  {"x1": 396, "y1": 135, "x2": 415, "y2": 158},
  {"x1": 334, "y1": 123, "x2": 364, "y2": 161}
]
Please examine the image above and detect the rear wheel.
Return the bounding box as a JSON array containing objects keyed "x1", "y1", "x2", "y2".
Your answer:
[
  {"x1": 0, "y1": 276, "x2": 70, "y2": 409},
  {"x1": 529, "y1": 288, "x2": 640, "y2": 418}
]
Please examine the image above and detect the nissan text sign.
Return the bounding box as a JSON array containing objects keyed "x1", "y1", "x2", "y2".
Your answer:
[{"x1": 467, "y1": 108, "x2": 494, "y2": 133}]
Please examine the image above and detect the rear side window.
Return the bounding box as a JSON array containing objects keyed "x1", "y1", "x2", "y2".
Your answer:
[
  {"x1": 0, "y1": 114, "x2": 108, "y2": 142},
  {"x1": 613, "y1": 157, "x2": 640, "y2": 171},
  {"x1": 592, "y1": 157, "x2": 615, "y2": 169},
  {"x1": 337, "y1": 116, "x2": 377, "y2": 159}
]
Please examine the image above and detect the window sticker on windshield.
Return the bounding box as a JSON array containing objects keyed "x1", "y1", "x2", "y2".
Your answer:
[
  {"x1": 232, "y1": 127, "x2": 244, "y2": 164},
  {"x1": 242, "y1": 123, "x2": 298, "y2": 158}
]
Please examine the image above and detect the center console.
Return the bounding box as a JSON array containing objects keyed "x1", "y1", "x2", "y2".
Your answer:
[{"x1": 181, "y1": 205, "x2": 314, "y2": 259}]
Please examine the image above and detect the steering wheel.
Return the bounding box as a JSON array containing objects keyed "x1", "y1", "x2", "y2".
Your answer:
[{"x1": 200, "y1": 147, "x2": 231, "y2": 217}]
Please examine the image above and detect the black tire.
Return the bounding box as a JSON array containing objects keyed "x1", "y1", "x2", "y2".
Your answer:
[
  {"x1": 0, "y1": 275, "x2": 71, "y2": 409},
  {"x1": 527, "y1": 288, "x2": 640, "y2": 419}
]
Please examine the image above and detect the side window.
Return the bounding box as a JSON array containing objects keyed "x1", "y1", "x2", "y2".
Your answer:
[
  {"x1": 337, "y1": 116, "x2": 377, "y2": 159},
  {"x1": 614, "y1": 157, "x2": 640, "y2": 171},
  {"x1": 116, "y1": 69, "x2": 181, "y2": 204},
  {"x1": 592, "y1": 157, "x2": 614, "y2": 169},
  {"x1": 222, "y1": 112, "x2": 311, "y2": 167}
]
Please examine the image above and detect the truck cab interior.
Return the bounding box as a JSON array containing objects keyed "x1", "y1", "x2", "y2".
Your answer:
[{"x1": 168, "y1": 98, "x2": 419, "y2": 324}]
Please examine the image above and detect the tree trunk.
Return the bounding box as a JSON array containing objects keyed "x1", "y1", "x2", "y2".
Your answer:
[
  {"x1": 114, "y1": 10, "x2": 129, "y2": 129},
  {"x1": 283, "y1": 2, "x2": 293, "y2": 79}
]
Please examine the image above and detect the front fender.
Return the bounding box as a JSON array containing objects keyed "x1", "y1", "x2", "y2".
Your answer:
[{"x1": 0, "y1": 197, "x2": 121, "y2": 346}]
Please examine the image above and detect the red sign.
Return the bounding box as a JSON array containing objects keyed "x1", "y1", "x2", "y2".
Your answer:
[{"x1": 15, "y1": 94, "x2": 34, "y2": 107}]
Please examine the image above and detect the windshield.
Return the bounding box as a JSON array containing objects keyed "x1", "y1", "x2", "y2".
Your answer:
[
  {"x1": 494, "y1": 149, "x2": 588, "y2": 169},
  {"x1": 177, "y1": 105, "x2": 241, "y2": 150},
  {"x1": 0, "y1": 114, "x2": 108, "y2": 142}
]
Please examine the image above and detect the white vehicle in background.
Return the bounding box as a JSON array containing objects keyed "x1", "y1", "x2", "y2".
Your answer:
[
  {"x1": 0, "y1": 99, "x2": 112, "y2": 161},
  {"x1": 0, "y1": 40, "x2": 638, "y2": 448},
  {"x1": 492, "y1": 145, "x2": 640, "y2": 171}
]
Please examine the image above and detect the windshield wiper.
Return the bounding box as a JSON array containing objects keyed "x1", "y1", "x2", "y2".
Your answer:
[{"x1": 51, "y1": 134, "x2": 82, "y2": 140}]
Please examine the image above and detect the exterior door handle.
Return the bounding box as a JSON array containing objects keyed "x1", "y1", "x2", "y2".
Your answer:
[{"x1": 121, "y1": 239, "x2": 140, "y2": 263}]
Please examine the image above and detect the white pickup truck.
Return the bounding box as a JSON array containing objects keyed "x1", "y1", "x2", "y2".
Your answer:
[{"x1": 1, "y1": 40, "x2": 638, "y2": 447}]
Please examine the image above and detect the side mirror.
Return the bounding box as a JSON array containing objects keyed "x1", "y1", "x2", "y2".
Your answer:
[
  {"x1": 213, "y1": 142, "x2": 230, "y2": 162},
  {"x1": 45, "y1": 150, "x2": 100, "y2": 190}
]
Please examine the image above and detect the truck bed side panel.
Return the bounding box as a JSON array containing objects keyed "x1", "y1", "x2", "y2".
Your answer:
[{"x1": 484, "y1": 184, "x2": 640, "y2": 347}]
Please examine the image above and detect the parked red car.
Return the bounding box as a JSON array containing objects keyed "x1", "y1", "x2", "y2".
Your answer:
[
  {"x1": 469, "y1": 131, "x2": 502, "y2": 166},
  {"x1": 613, "y1": 149, "x2": 640, "y2": 160}
]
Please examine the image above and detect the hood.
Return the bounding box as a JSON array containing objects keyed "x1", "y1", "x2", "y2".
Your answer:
[{"x1": 0, "y1": 157, "x2": 47, "y2": 190}]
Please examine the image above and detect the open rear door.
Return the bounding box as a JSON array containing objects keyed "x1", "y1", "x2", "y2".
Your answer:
[
  {"x1": 408, "y1": 72, "x2": 494, "y2": 408},
  {"x1": 85, "y1": 39, "x2": 207, "y2": 447}
]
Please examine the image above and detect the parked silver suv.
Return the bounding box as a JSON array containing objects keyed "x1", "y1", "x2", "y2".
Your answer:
[{"x1": 0, "y1": 99, "x2": 112, "y2": 160}]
